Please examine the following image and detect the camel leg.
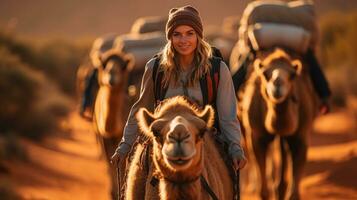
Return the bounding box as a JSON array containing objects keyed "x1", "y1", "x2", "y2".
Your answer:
[
  {"x1": 285, "y1": 135, "x2": 307, "y2": 200},
  {"x1": 278, "y1": 138, "x2": 289, "y2": 200},
  {"x1": 251, "y1": 132, "x2": 275, "y2": 200},
  {"x1": 102, "y1": 136, "x2": 120, "y2": 200}
]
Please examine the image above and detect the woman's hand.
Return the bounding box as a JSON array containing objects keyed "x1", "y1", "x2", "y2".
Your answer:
[
  {"x1": 229, "y1": 143, "x2": 247, "y2": 170},
  {"x1": 110, "y1": 151, "x2": 121, "y2": 166},
  {"x1": 111, "y1": 142, "x2": 131, "y2": 166},
  {"x1": 232, "y1": 155, "x2": 247, "y2": 170}
]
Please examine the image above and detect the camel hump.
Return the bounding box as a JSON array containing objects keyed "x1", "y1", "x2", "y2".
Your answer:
[{"x1": 130, "y1": 16, "x2": 167, "y2": 34}]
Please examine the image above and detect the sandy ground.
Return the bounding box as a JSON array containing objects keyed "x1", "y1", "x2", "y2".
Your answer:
[
  {"x1": 3, "y1": 108, "x2": 357, "y2": 200},
  {"x1": 5, "y1": 112, "x2": 110, "y2": 200}
]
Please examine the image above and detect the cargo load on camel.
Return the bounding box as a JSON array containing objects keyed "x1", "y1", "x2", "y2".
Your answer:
[
  {"x1": 231, "y1": 0, "x2": 318, "y2": 74},
  {"x1": 113, "y1": 31, "x2": 166, "y2": 71},
  {"x1": 130, "y1": 16, "x2": 167, "y2": 34}
]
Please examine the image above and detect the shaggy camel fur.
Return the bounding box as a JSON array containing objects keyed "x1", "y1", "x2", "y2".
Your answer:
[
  {"x1": 125, "y1": 96, "x2": 233, "y2": 200},
  {"x1": 237, "y1": 48, "x2": 319, "y2": 200},
  {"x1": 92, "y1": 49, "x2": 136, "y2": 199}
]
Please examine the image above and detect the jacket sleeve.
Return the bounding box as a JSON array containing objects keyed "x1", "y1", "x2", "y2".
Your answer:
[
  {"x1": 115, "y1": 58, "x2": 156, "y2": 156},
  {"x1": 216, "y1": 61, "x2": 245, "y2": 159}
]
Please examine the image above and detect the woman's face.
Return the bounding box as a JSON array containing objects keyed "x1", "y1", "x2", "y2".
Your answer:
[{"x1": 171, "y1": 25, "x2": 198, "y2": 57}]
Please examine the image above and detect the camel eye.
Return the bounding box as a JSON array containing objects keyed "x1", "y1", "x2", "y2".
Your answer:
[
  {"x1": 152, "y1": 129, "x2": 161, "y2": 138},
  {"x1": 152, "y1": 131, "x2": 163, "y2": 144},
  {"x1": 263, "y1": 71, "x2": 270, "y2": 79},
  {"x1": 289, "y1": 72, "x2": 297, "y2": 80},
  {"x1": 198, "y1": 128, "x2": 207, "y2": 138}
]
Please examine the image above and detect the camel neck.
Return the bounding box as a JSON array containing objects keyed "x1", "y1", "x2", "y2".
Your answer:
[
  {"x1": 265, "y1": 96, "x2": 299, "y2": 135},
  {"x1": 160, "y1": 178, "x2": 202, "y2": 200}
]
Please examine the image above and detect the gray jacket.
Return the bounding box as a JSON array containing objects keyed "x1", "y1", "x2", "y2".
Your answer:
[{"x1": 116, "y1": 58, "x2": 245, "y2": 159}]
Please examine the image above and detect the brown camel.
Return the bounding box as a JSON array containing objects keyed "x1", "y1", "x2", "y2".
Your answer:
[
  {"x1": 125, "y1": 96, "x2": 233, "y2": 200},
  {"x1": 92, "y1": 49, "x2": 136, "y2": 199},
  {"x1": 76, "y1": 33, "x2": 119, "y2": 118},
  {"x1": 237, "y1": 48, "x2": 319, "y2": 200}
]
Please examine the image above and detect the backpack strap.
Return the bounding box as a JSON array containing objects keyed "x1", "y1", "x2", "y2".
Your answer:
[
  {"x1": 152, "y1": 55, "x2": 168, "y2": 108},
  {"x1": 200, "y1": 56, "x2": 221, "y2": 105},
  {"x1": 200, "y1": 56, "x2": 221, "y2": 132},
  {"x1": 211, "y1": 56, "x2": 220, "y2": 104}
]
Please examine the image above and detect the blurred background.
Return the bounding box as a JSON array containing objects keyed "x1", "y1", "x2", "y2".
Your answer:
[{"x1": 0, "y1": 0, "x2": 356, "y2": 199}]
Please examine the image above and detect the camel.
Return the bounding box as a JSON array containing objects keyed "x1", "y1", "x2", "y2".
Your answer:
[
  {"x1": 125, "y1": 96, "x2": 233, "y2": 200},
  {"x1": 236, "y1": 48, "x2": 319, "y2": 200},
  {"x1": 76, "y1": 34, "x2": 119, "y2": 119},
  {"x1": 92, "y1": 49, "x2": 137, "y2": 199}
]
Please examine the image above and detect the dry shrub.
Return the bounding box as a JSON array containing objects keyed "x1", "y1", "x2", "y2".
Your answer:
[
  {"x1": 0, "y1": 134, "x2": 27, "y2": 161},
  {"x1": 318, "y1": 11, "x2": 357, "y2": 107},
  {"x1": 0, "y1": 30, "x2": 91, "y2": 96},
  {"x1": 32, "y1": 38, "x2": 90, "y2": 95},
  {"x1": 0, "y1": 47, "x2": 38, "y2": 130},
  {"x1": 0, "y1": 180, "x2": 21, "y2": 200},
  {"x1": 0, "y1": 31, "x2": 37, "y2": 68},
  {"x1": 325, "y1": 66, "x2": 357, "y2": 107},
  {"x1": 0, "y1": 46, "x2": 71, "y2": 140}
]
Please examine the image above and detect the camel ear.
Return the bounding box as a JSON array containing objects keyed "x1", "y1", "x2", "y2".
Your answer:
[
  {"x1": 124, "y1": 53, "x2": 135, "y2": 71},
  {"x1": 253, "y1": 58, "x2": 264, "y2": 75},
  {"x1": 291, "y1": 59, "x2": 302, "y2": 75},
  {"x1": 136, "y1": 108, "x2": 156, "y2": 137},
  {"x1": 90, "y1": 51, "x2": 103, "y2": 69},
  {"x1": 98, "y1": 54, "x2": 106, "y2": 69},
  {"x1": 197, "y1": 105, "x2": 215, "y2": 128}
]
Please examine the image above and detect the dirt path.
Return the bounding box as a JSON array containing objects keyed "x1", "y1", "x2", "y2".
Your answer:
[
  {"x1": 7, "y1": 112, "x2": 111, "y2": 200},
  {"x1": 301, "y1": 110, "x2": 357, "y2": 200},
  {"x1": 5, "y1": 109, "x2": 357, "y2": 200}
]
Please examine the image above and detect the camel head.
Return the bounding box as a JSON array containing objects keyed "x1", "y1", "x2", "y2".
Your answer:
[
  {"x1": 98, "y1": 50, "x2": 135, "y2": 89},
  {"x1": 253, "y1": 48, "x2": 303, "y2": 135},
  {"x1": 254, "y1": 48, "x2": 302, "y2": 104},
  {"x1": 93, "y1": 50, "x2": 135, "y2": 138},
  {"x1": 136, "y1": 97, "x2": 214, "y2": 176}
]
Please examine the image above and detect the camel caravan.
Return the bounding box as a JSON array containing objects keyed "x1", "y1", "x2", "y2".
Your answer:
[{"x1": 76, "y1": 0, "x2": 327, "y2": 199}]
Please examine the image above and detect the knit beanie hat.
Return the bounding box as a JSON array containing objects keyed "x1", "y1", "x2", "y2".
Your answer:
[{"x1": 166, "y1": 5, "x2": 203, "y2": 40}]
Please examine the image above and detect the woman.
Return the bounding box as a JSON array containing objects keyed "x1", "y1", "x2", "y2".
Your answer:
[{"x1": 111, "y1": 5, "x2": 246, "y2": 173}]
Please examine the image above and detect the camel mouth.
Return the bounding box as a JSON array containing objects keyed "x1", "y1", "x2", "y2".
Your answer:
[
  {"x1": 168, "y1": 158, "x2": 191, "y2": 166},
  {"x1": 162, "y1": 145, "x2": 196, "y2": 169}
]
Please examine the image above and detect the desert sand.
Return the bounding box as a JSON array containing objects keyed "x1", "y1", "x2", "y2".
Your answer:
[{"x1": 4, "y1": 107, "x2": 356, "y2": 200}]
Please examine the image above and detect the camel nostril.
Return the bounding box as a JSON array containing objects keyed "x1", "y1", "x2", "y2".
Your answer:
[
  {"x1": 273, "y1": 78, "x2": 282, "y2": 87},
  {"x1": 168, "y1": 132, "x2": 190, "y2": 143},
  {"x1": 273, "y1": 88, "x2": 282, "y2": 99},
  {"x1": 109, "y1": 78, "x2": 115, "y2": 86},
  {"x1": 109, "y1": 76, "x2": 120, "y2": 86}
]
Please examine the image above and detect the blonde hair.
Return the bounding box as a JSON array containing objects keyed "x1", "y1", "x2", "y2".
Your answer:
[{"x1": 159, "y1": 36, "x2": 212, "y2": 87}]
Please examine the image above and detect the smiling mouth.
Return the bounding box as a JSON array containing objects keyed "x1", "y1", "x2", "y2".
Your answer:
[{"x1": 178, "y1": 46, "x2": 190, "y2": 50}]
